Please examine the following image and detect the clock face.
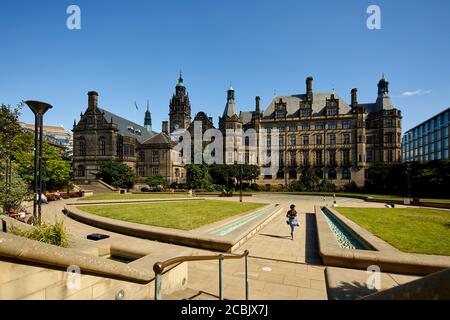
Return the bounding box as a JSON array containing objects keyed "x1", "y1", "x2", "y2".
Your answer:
[{"x1": 174, "y1": 123, "x2": 180, "y2": 130}]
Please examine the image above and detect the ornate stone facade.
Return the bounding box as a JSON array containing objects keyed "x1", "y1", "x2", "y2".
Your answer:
[
  {"x1": 72, "y1": 75, "x2": 402, "y2": 189},
  {"x1": 226, "y1": 76, "x2": 402, "y2": 187},
  {"x1": 72, "y1": 91, "x2": 185, "y2": 186}
]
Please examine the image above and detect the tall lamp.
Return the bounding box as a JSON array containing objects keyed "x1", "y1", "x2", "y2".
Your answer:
[
  {"x1": 240, "y1": 164, "x2": 243, "y2": 203},
  {"x1": 25, "y1": 101, "x2": 53, "y2": 225}
]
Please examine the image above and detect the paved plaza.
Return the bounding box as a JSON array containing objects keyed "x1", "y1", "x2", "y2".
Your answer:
[{"x1": 39, "y1": 194, "x2": 410, "y2": 300}]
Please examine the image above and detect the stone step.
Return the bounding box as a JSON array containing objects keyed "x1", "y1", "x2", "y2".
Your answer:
[
  {"x1": 325, "y1": 266, "x2": 420, "y2": 300},
  {"x1": 77, "y1": 184, "x2": 115, "y2": 195}
]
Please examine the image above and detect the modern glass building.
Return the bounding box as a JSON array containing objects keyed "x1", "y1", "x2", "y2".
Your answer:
[{"x1": 402, "y1": 107, "x2": 449, "y2": 162}]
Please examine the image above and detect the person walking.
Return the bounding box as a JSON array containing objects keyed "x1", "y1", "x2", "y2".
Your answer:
[{"x1": 286, "y1": 204, "x2": 299, "y2": 240}]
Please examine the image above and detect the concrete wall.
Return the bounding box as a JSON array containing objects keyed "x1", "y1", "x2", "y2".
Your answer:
[{"x1": 0, "y1": 259, "x2": 187, "y2": 300}]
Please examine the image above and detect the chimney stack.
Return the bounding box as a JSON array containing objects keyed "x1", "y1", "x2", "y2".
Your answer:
[
  {"x1": 306, "y1": 77, "x2": 313, "y2": 93},
  {"x1": 255, "y1": 96, "x2": 261, "y2": 113},
  {"x1": 88, "y1": 91, "x2": 98, "y2": 110},
  {"x1": 162, "y1": 121, "x2": 169, "y2": 135},
  {"x1": 351, "y1": 88, "x2": 358, "y2": 108},
  {"x1": 306, "y1": 77, "x2": 313, "y2": 101}
]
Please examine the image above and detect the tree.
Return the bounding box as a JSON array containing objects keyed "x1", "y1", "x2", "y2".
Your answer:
[
  {"x1": 145, "y1": 175, "x2": 167, "y2": 189},
  {"x1": 318, "y1": 179, "x2": 337, "y2": 192},
  {"x1": 185, "y1": 164, "x2": 211, "y2": 189},
  {"x1": 241, "y1": 164, "x2": 260, "y2": 181},
  {"x1": 299, "y1": 168, "x2": 320, "y2": 192},
  {"x1": 209, "y1": 164, "x2": 260, "y2": 187},
  {"x1": 11, "y1": 132, "x2": 71, "y2": 191},
  {"x1": 365, "y1": 161, "x2": 450, "y2": 198},
  {"x1": 97, "y1": 161, "x2": 136, "y2": 189},
  {"x1": 0, "y1": 161, "x2": 30, "y2": 213},
  {"x1": 0, "y1": 103, "x2": 23, "y2": 161}
]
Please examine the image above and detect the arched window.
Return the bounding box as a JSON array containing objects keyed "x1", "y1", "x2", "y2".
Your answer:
[
  {"x1": 289, "y1": 170, "x2": 297, "y2": 180},
  {"x1": 276, "y1": 170, "x2": 284, "y2": 180},
  {"x1": 77, "y1": 165, "x2": 85, "y2": 177},
  {"x1": 99, "y1": 137, "x2": 106, "y2": 156},
  {"x1": 342, "y1": 168, "x2": 351, "y2": 180},
  {"x1": 386, "y1": 133, "x2": 394, "y2": 144},
  {"x1": 315, "y1": 168, "x2": 323, "y2": 179},
  {"x1": 78, "y1": 138, "x2": 86, "y2": 156},
  {"x1": 328, "y1": 168, "x2": 337, "y2": 180}
]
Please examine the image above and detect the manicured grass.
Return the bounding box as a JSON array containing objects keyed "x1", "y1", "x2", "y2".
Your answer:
[
  {"x1": 78, "y1": 200, "x2": 266, "y2": 230},
  {"x1": 420, "y1": 198, "x2": 450, "y2": 204},
  {"x1": 335, "y1": 207, "x2": 450, "y2": 256},
  {"x1": 254, "y1": 191, "x2": 450, "y2": 203},
  {"x1": 82, "y1": 193, "x2": 189, "y2": 201}
]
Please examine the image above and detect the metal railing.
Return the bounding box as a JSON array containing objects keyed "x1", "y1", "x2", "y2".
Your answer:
[{"x1": 153, "y1": 250, "x2": 250, "y2": 300}]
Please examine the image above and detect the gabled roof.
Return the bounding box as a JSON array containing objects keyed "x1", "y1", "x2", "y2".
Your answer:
[
  {"x1": 99, "y1": 108, "x2": 156, "y2": 143},
  {"x1": 142, "y1": 132, "x2": 171, "y2": 145},
  {"x1": 262, "y1": 93, "x2": 352, "y2": 118},
  {"x1": 240, "y1": 111, "x2": 254, "y2": 125}
]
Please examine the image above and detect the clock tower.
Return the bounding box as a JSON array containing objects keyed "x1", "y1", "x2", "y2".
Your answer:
[{"x1": 169, "y1": 73, "x2": 191, "y2": 133}]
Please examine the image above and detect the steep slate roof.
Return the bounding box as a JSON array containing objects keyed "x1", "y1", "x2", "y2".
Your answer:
[
  {"x1": 98, "y1": 108, "x2": 156, "y2": 143},
  {"x1": 142, "y1": 132, "x2": 171, "y2": 145},
  {"x1": 358, "y1": 103, "x2": 378, "y2": 114},
  {"x1": 223, "y1": 99, "x2": 238, "y2": 118},
  {"x1": 240, "y1": 111, "x2": 254, "y2": 126},
  {"x1": 262, "y1": 93, "x2": 352, "y2": 119}
]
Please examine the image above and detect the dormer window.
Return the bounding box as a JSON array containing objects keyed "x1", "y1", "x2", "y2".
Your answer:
[
  {"x1": 326, "y1": 94, "x2": 339, "y2": 116},
  {"x1": 274, "y1": 98, "x2": 287, "y2": 119},
  {"x1": 327, "y1": 108, "x2": 338, "y2": 116},
  {"x1": 300, "y1": 109, "x2": 311, "y2": 117},
  {"x1": 299, "y1": 101, "x2": 312, "y2": 117}
]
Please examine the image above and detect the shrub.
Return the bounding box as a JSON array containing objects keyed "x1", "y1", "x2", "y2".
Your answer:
[
  {"x1": 344, "y1": 180, "x2": 360, "y2": 193},
  {"x1": 96, "y1": 161, "x2": 136, "y2": 189},
  {"x1": 318, "y1": 179, "x2": 337, "y2": 192},
  {"x1": 145, "y1": 175, "x2": 167, "y2": 189},
  {"x1": 9, "y1": 221, "x2": 69, "y2": 247}
]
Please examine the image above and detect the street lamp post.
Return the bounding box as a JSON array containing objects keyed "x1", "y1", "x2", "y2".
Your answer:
[
  {"x1": 240, "y1": 164, "x2": 243, "y2": 203},
  {"x1": 25, "y1": 101, "x2": 53, "y2": 225},
  {"x1": 407, "y1": 163, "x2": 412, "y2": 201}
]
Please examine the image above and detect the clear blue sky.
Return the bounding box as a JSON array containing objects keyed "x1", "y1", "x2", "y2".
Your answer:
[{"x1": 1, "y1": 0, "x2": 449, "y2": 133}]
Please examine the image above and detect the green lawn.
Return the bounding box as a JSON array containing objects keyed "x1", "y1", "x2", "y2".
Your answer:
[
  {"x1": 78, "y1": 200, "x2": 266, "y2": 230},
  {"x1": 335, "y1": 207, "x2": 450, "y2": 256},
  {"x1": 255, "y1": 191, "x2": 450, "y2": 203},
  {"x1": 82, "y1": 193, "x2": 190, "y2": 201}
]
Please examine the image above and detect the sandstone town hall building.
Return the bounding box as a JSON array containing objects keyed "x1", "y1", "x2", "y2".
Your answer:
[{"x1": 72, "y1": 74, "x2": 402, "y2": 188}]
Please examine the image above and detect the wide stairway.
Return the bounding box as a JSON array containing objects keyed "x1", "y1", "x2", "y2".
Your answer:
[{"x1": 76, "y1": 181, "x2": 117, "y2": 195}]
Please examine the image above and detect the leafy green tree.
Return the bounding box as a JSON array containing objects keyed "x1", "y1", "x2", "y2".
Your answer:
[
  {"x1": 365, "y1": 161, "x2": 450, "y2": 198},
  {"x1": 97, "y1": 161, "x2": 136, "y2": 189},
  {"x1": 209, "y1": 164, "x2": 260, "y2": 187},
  {"x1": 0, "y1": 162, "x2": 30, "y2": 213},
  {"x1": 11, "y1": 132, "x2": 71, "y2": 191},
  {"x1": 145, "y1": 175, "x2": 167, "y2": 188},
  {"x1": 0, "y1": 103, "x2": 23, "y2": 162},
  {"x1": 318, "y1": 179, "x2": 336, "y2": 192},
  {"x1": 241, "y1": 165, "x2": 260, "y2": 181},
  {"x1": 185, "y1": 164, "x2": 211, "y2": 189},
  {"x1": 344, "y1": 180, "x2": 360, "y2": 193},
  {"x1": 299, "y1": 168, "x2": 320, "y2": 191}
]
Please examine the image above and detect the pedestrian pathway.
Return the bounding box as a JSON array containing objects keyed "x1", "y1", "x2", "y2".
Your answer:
[{"x1": 35, "y1": 194, "x2": 402, "y2": 300}]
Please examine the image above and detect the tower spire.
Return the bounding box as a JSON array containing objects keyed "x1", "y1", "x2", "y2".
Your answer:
[{"x1": 144, "y1": 100, "x2": 152, "y2": 132}]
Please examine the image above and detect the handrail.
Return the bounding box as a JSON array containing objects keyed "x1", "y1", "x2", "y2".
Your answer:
[{"x1": 153, "y1": 250, "x2": 250, "y2": 300}]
